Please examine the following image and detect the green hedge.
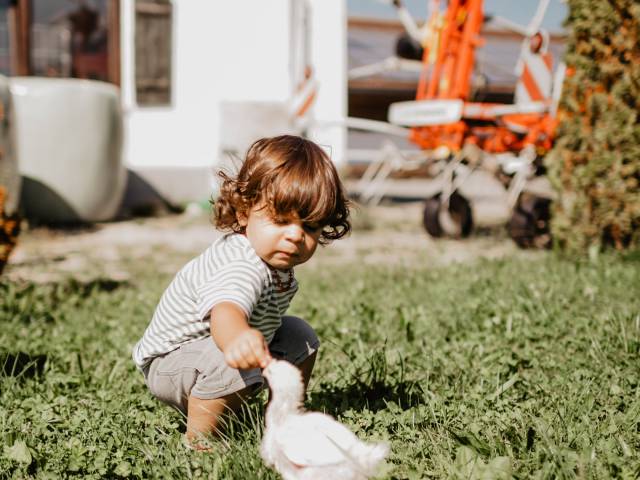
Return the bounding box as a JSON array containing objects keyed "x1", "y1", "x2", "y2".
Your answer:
[{"x1": 546, "y1": 0, "x2": 640, "y2": 253}]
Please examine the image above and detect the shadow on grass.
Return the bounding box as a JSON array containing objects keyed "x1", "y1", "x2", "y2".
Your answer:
[
  {"x1": 67, "y1": 277, "x2": 129, "y2": 295},
  {"x1": 307, "y1": 344, "x2": 427, "y2": 415},
  {"x1": 1, "y1": 351, "x2": 47, "y2": 379},
  {"x1": 308, "y1": 376, "x2": 426, "y2": 415}
]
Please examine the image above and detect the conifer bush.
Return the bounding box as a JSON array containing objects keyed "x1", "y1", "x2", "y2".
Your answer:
[{"x1": 546, "y1": 0, "x2": 640, "y2": 252}]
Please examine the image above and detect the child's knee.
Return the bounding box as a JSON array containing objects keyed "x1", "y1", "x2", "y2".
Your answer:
[{"x1": 270, "y1": 316, "x2": 320, "y2": 365}]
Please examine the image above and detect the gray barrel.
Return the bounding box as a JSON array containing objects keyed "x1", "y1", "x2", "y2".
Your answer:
[{"x1": 10, "y1": 77, "x2": 126, "y2": 223}]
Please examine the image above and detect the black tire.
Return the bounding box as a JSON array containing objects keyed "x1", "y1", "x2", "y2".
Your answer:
[
  {"x1": 422, "y1": 192, "x2": 473, "y2": 238},
  {"x1": 508, "y1": 193, "x2": 552, "y2": 249},
  {"x1": 423, "y1": 195, "x2": 443, "y2": 237},
  {"x1": 450, "y1": 192, "x2": 474, "y2": 237}
]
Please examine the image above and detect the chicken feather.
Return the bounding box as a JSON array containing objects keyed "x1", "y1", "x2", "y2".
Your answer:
[{"x1": 261, "y1": 359, "x2": 389, "y2": 480}]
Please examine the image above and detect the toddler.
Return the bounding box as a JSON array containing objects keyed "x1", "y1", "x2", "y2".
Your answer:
[{"x1": 132, "y1": 135, "x2": 351, "y2": 448}]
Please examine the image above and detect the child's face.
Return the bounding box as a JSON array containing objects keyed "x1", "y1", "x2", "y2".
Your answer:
[{"x1": 238, "y1": 204, "x2": 323, "y2": 270}]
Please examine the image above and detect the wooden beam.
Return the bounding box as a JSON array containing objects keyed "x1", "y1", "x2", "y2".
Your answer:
[
  {"x1": 16, "y1": 0, "x2": 30, "y2": 75},
  {"x1": 7, "y1": 5, "x2": 19, "y2": 75},
  {"x1": 8, "y1": 0, "x2": 31, "y2": 75},
  {"x1": 108, "y1": 0, "x2": 121, "y2": 86}
]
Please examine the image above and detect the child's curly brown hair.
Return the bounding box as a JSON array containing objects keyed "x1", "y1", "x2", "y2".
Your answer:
[{"x1": 213, "y1": 135, "x2": 351, "y2": 244}]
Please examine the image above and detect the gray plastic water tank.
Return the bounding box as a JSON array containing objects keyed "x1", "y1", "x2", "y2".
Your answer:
[{"x1": 10, "y1": 77, "x2": 126, "y2": 223}]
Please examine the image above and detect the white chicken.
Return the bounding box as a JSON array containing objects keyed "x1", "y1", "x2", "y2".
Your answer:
[{"x1": 261, "y1": 359, "x2": 389, "y2": 480}]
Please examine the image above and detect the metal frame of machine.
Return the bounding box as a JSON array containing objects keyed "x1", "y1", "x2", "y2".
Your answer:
[{"x1": 350, "y1": 0, "x2": 566, "y2": 248}]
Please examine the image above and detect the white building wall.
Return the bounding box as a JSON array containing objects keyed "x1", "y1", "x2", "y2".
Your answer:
[
  {"x1": 120, "y1": 0, "x2": 346, "y2": 205},
  {"x1": 309, "y1": 0, "x2": 347, "y2": 167}
]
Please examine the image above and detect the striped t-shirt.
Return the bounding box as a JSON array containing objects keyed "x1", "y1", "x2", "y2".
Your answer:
[{"x1": 132, "y1": 233, "x2": 298, "y2": 369}]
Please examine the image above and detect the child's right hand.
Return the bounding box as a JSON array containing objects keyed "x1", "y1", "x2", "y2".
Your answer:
[{"x1": 224, "y1": 328, "x2": 272, "y2": 370}]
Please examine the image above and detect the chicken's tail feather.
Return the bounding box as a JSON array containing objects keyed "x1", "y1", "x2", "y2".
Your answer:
[{"x1": 353, "y1": 442, "x2": 389, "y2": 476}]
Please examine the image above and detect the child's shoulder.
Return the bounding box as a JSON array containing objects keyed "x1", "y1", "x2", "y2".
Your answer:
[
  {"x1": 178, "y1": 234, "x2": 267, "y2": 283},
  {"x1": 206, "y1": 233, "x2": 265, "y2": 268}
]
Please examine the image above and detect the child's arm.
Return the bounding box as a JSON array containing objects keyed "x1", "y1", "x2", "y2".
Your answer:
[{"x1": 210, "y1": 302, "x2": 272, "y2": 370}]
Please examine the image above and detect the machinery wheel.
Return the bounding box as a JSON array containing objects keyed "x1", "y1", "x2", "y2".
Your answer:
[
  {"x1": 508, "y1": 193, "x2": 552, "y2": 249},
  {"x1": 422, "y1": 192, "x2": 473, "y2": 238},
  {"x1": 423, "y1": 195, "x2": 444, "y2": 237}
]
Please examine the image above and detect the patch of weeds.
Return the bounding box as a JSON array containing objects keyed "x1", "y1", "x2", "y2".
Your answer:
[
  {"x1": 2, "y1": 255, "x2": 640, "y2": 478},
  {"x1": 0, "y1": 278, "x2": 129, "y2": 324},
  {"x1": 619, "y1": 248, "x2": 640, "y2": 263}
]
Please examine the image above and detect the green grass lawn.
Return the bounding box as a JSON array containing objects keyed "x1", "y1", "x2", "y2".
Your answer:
[{"x1": 1, "y1": 252, "x2": 639, "y2": 478}]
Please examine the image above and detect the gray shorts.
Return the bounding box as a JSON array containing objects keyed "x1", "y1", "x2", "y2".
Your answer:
[{"x1": 143, "y1": 316, "x2": 319, "y2": 414}]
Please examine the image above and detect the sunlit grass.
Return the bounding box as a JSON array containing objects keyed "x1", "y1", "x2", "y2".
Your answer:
[{"x1": 1, "y1": 252, "x2": 639, "y2": 478}]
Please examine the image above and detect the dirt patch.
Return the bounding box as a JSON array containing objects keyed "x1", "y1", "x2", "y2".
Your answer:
[
  {"x1": 4, "y1": 202, "x2": 542, "y2": 283},
  {"x1": 308, "y1": 202, "x2": 542, "y2": 270}
]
